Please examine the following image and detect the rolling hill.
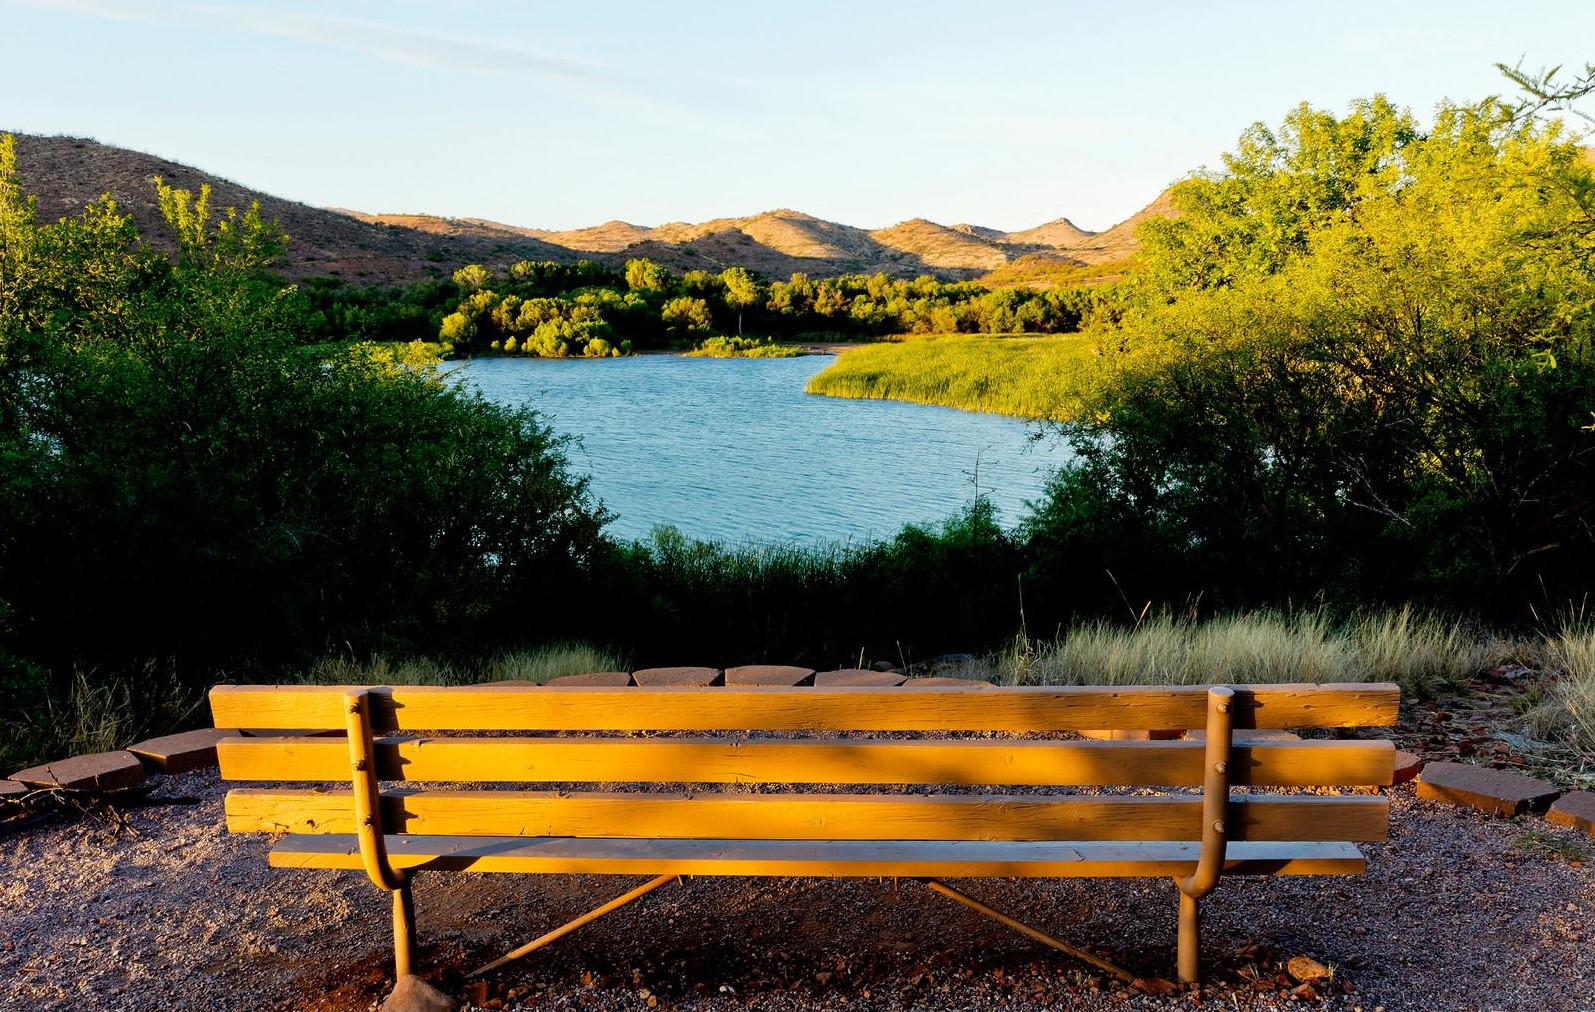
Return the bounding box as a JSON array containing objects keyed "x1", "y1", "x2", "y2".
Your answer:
[{"x1": 7, "y1": 133, "x2": 1174, "y2": 286}]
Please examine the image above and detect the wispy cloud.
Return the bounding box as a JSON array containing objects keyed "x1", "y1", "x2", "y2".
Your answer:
[{"x1": 12, "y1": 0, "x2": 606, "y2": 81}]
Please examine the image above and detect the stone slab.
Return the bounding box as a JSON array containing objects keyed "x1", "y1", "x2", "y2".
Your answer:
[
  {"x1": 1391, "y1": 750, "x2": 1425, "y2": 785},
  {"x1": 901, "y1": 676, "x2": 992, "y2": 688},
  {"x1": 1078, "y1": 729, "x2": 1185, "y2": 741},
  {"x1": 813, "y1": 669, "x2": 908, "y2": 687},
  {"x1": 126, "y1": 727, "x2": 236, "y2": 774},
  {"x1": 239, "y1": 728, "x2": 345, "y2": 738},
  {"x1": 0, "y1": 779, "x2": 28, "y2": 798},
  {"x1": 632, "y1": 666, "x2": 723, "y2": 687},
  {"x1": 9, "y1": 750, "x2": 146, "y2": 792},
  {"x1": 1183, "y1": 728, "x2": 1302, "y2": 742},
  {"x1": 724, "y1": 665, "x2": 815, "y2": 687},
  {"x1": 546, "y1": 671, "x2": 633, "y2": 687},
  {"x1": 1416, "y1": 761, "x2": 1562, "y2": 817},
  {"x1": 1547, "y1": 791, "x2": 1595, "y2": 835},
  {"x1": 473, "y1": 679, "x2": 539, "y2": 687}
]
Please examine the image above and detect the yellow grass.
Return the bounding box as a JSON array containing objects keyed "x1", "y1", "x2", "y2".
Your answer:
[
  {"x1": 804, "y1": 334, "x2": 1098, "y2": 420},
  {"x1": 301, "y1": 642, "x2": 626, "y2": 686},
  {"x1": 997, "y1": 608, "x2": 1492, "y2": 697}
]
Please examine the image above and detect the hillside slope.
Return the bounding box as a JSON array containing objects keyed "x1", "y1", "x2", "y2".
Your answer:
[
  {"x1": 10, "y1": 134, "x2": 578, "y2": 283},
  {"x1": 8, "y1": 134, "x2": 1174, "y2": 286}
]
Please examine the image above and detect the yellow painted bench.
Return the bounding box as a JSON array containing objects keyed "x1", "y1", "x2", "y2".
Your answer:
[{"x1": 210, "y1": 681, "x2": 1399, "y2": 990}]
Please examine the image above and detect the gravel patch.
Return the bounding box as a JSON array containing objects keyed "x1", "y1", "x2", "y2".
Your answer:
[{"x1": 1, "y1": 773, "x2": 1591, "y2": 1011}]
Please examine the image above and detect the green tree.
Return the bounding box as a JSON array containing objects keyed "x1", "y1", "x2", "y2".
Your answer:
[{"x1": 720, "y1": 266, "x2": 761, "y2": 337}]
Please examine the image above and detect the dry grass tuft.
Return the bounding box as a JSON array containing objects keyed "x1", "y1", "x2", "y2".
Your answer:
[
  {"x1": 301, "y1": 642, "x2": 626, "y2": 687},
  {"x1": 999, "y1": 608, "x2": 1494, "y2": 697},
  {"x1": 1524, "y1": 625, "x2": 1595, "y2": 759}
]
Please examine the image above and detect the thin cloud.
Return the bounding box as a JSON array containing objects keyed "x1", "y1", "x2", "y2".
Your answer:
[{"x1": 12, "y1": 0, "x2": 606, "y2": 81}]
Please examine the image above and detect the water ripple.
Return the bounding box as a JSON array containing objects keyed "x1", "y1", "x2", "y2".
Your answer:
[{"x1": 460, "y1": 355, "x2": 1072, "y2": 545}]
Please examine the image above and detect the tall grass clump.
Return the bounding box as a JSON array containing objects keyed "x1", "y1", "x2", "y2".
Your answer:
[
  {"x1": 301, "y1": 642, "x2": 626, "y2": 686},
  {"x1": 1002, "y1": 608, "x2": 1492, "y2": 697},
  {"x1": 1527, "y1": 626, "x2": 1595, "y2": 759}
]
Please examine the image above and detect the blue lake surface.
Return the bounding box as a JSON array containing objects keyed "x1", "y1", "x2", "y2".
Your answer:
[{"x1": 460, "y1": 355, "x2": 1070, "y2": 544}]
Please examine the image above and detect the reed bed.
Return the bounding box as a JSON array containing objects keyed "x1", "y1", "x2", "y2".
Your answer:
[{"x1": 804, "y1": 334, "x2": 1097, "y2": 420}]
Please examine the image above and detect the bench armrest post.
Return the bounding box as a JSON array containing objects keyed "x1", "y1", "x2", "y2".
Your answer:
[
  {"x1": 1179, "y1": 685, "x2": 1234, "y2": 899},
  {"x1": 345, "y1": 689, "x2": 410, "y2": 893}
]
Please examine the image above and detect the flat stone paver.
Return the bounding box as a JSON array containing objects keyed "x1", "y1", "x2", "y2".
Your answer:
[
  {"x1": 126, "y1": 727, "x2": 236, "y2": 774},
  {"x1": 1183, "y1": 729, "x2": 1302, "y2": 742},
  {"x1": 901, "y1": 676, "x2": 991, "y2": 688},
  {"x1": 473, "y1": 679, "x2": 539, "y2": 687},
  {"x1": 724, "y1": 665, "x2": 815, "y2": 687},
  {"x1": 1079, "y1": 729, "x2": 1184, "y2": 741},
  {"x1": 1547, "y1": 791, "x2": 1595, "y2": 835},
  {"x1": 9, "y1": 751, "x2": 146, "y2": 791},
  {"x1": 813, "y1": 669, "x2": 908, "y2": 687},
  {"x1": 1416, "y1": 761, "x2": 1562, "y2": 816},
  {"x1": 0, "y1": 779, "x2": 27, "y2": 797},
  {"x1": 546, "y1": 672, "x2": 633, "y2": 687},
  {"x1": 1391, "y1": 750, "x2": 1425, "y2": 785},
  {"x1": 632, "y1": 666, "x2": 723, "y2": 687}
]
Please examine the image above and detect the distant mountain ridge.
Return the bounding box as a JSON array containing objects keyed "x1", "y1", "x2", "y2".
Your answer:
[{"x1": 10, "y1": 134, "x2": 1170, "y2": 286}]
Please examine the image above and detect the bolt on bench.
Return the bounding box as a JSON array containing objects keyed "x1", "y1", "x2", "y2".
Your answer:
[{"x1": 211, "y1": 681, "x2": 1399, "y2": 991}]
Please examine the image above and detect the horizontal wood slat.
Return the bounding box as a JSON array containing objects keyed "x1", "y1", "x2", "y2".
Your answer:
[
  {"x1": 268, "y1": 834, "x2": 1367, "y2": 878},
  {"x1": 209, "y1": 683, "x2": 1400, "y2": 733},
  {"x1": 217, "y1": 736, "x2": 1395, "y2": 788},
  {"x1": 226, "y1": 788, "x2": 1389, "y2": 843}
]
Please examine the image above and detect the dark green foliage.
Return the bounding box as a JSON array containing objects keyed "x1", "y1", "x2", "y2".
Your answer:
[
  {"x1": 590, "y1": 500, "x2": 1023, "y2": 667},
  {"x1": 0, "y1": 136, "x2": 610, "y2": 724}
]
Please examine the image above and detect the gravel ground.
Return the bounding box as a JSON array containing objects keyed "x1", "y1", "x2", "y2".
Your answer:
[{"x1": 1, "y1": 773, "x2": 1591, "y2": 1012}]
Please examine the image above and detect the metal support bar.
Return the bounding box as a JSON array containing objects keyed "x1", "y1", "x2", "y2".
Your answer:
[
  {"x1": 1174, "y1": 685, "x2": 1235, "y2": 984},
  {"x1": 345, "y1": 689, "x2": 416, "y2": 981},
  {"x1": 394, "y1": 883, "x2": 417, "y2": 978},
  {"x1": 344, "y1": 689, "x2": 410, "y2": 893},
  {"x1": 922, "y1": 879, "x2": 1134, "y2": 983},
  {"x1": 468, "y1": 873, "x2": 680, "y2": 979}
]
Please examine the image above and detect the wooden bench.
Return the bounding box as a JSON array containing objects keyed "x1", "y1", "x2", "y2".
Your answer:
[{"x1": 211, "y1": 680, "x2": 1399, "y2": 993}]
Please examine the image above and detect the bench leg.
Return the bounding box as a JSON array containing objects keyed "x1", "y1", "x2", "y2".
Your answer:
[
  {"x1": 1176, "y1": 889, "x2": 1200, "y2": 984},
  {"x1": 394, "y1": 879, "x2": 418, "y2": 979}
]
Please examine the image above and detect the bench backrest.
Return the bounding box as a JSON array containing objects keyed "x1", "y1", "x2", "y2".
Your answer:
[{"x1": 212, "y1": 682, "x2": 1399, "y2": 847}]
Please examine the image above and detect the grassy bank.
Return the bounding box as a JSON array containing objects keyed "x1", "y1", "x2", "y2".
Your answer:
[{"x1": 803, "y1": 334, "x2": 1097, "y2": 420}]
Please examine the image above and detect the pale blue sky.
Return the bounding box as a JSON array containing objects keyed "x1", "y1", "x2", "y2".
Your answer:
[{"x1": 2, "y1": 1, "x2": 1590, "y2": 232}]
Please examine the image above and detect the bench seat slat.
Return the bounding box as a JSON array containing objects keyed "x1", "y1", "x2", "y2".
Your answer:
[
  {"x1": 268, "y1": 834, "x2": 1367, "y2": 878},
  {"x1": 209, "y1": 683, "x2": 1400, "y2": 733},
  {"x1": 217, "y1": 736, "x2": 1395, "y2": 788},
  {"x1": 227, "y1": 788, "x2": 1389, "y2": 842}
]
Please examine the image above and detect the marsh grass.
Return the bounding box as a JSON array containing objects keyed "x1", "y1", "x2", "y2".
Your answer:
[
  {"x1": 804, "y1": 333, "x2": 1098, "y2": 420},
  {"x1": 998, "y1": 608, "x2": 1496, "y2": 697}
]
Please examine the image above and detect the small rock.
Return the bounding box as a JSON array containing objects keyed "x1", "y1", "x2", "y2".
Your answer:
[
  {"x1": 1291, "y1": 983, "x2": 1319, "y2": 1000},
  {"x1": 1287, "y1": 955, "x2": 1331, "y2": 983},
  {"x1": 869, "y1": 661, "x2": 900, "y2": 673}
]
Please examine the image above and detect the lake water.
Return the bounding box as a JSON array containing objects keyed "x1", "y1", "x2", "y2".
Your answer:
[{"x1": 460, "y1": 355, "x2": 1070, "y2": 544}]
